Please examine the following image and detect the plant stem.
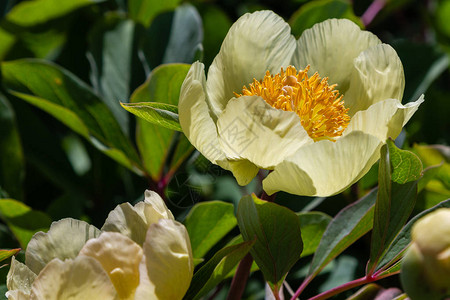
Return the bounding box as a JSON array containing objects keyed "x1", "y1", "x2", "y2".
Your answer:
[
  {"x1": 361, "y1": 0, "x2": 386, "y2": 26},
  {"x1": 226, "y1": 253, "x2": 254, "y2": 300}
]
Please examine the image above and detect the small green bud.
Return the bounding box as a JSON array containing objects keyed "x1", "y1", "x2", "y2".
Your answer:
[{"x1": 401, "y1": 208, "x2": 450, "y2": 300}]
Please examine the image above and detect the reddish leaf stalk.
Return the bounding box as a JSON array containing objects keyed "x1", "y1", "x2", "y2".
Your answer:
[
  {"x1": 361, "y1": 0, "x2": 386, "y2": 26},
  {"x1": 226, "y1": 253, "x2": 254, "y2": 300},
  {"x1": 290, "y1": 271, "x2": 400, "y2": 300}
]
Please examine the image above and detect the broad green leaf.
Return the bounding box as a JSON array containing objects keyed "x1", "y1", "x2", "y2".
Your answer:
[
  {"x1": 0, "y1": 199, "x2": 51, "y2": 248},
  {"x1": 289, "y1": 0, "x2": 362, "y2": 37},
  {"x1": 0, "y1": 248, "x2": 20, "y2": 262},
  {"x1": 162, "y1": 4, "x2": 203, "y2": 64},
  {"x1": 184, "y1": 201, "x2": 237, "y2": 259},
  {"x1": 128, "y1": 0, "x2": 181, "y2": 27},
  {"x1": 0, "y1": 28, "x2": 16, "y2": 60},
  {"x1": 307, "y1": 188, "x2": 377, "y2": 282},
  {"x1": 0, "y1": 93, "x2": 24, "y2": 200},
  {"x1": 4, "y1": 0, "x2": 104, "y2": 27},
  {"x1": 367, "y1": 139, "x2": 422, "y2": 274},
  {"x1": 375, "y1": 199, "x2": 450, "y2": 272},
  {"x1": 1, "y1": 59, "x2": 143, "y2": 174},
  {"x1": 129, "y1": 64, "x2": 192, "y2": 180},
  {"x1": 184, "y1": 240, "x2": 254, "y2": 300},
  {"x1": 413, "y1": 144, "x2": 450, "y2": 190},
  {"x1": 121, "y1": 102, "x2": 181, "y2": 131},
  {"x1": 297, "y1": 212, "x2": 331, "y2": 257},
  {"x1": 237, "y1": 194, "x2": 303, "y2": 288},
  {"x1": 88, "y1": 16, "x2": 136, "y2": 133}
]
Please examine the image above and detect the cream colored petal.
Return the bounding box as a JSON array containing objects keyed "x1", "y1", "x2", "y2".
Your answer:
[
  {"x1": 7, "y1": 256, "x2": 36, "y2": 295},
  {"x1": 6, "y1": 290, "x2": 30, "y2": 300},
  {"x1": 179, "y1": 61, "x2": 229, "y2": 167},
  {"x1": 141, "y1": 219, "x2": 193, "y2": 300},
  {"x1": 217, "y1": 96, "x2": 313, "y2": 169},
  {"x1": 79, "y1": 232, "x2": 143, "y2": 300},
  {"x1": 293, "y1": 19, "x2": 381, "y2": 94},
  {"x1": 344, "y1": 96, "x2": 424, "y2": 141},
  {"x1": 345, "y1": 44, "x2": 405, "y2": 115},
  {"x1": 141, "y1": 189, "x2": 174, "y2": 221},
  {"x1": 30, "y1": 257, "x2": 118, "y2": 300},
  {"x1": 206, "y1": 10, "x2": 296, "y2": 118},
  {"x1": 133, "y1": 256, "x2": 155, "y2": 300},
  {"x1": 101, "y1": 202, "x2": 148, "y2": 246},
  {"x1": 228, "y1": 159, "x2": 260, "y2": 186},
  {"x1": 263, "y1": 131, "x2": 383, "y2": 197},
  {"x1": 25, "y1": 219, "x2": 100, "y2": 274}
]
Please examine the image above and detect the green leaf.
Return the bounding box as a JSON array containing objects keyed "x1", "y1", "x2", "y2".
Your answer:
[
  {"x1": 367, "y1": 139, "x2": 422, "y2": 274},
  {"x1": 375, "y1": 198, "x2": 450, "y2": 272},
  {"x1": 4, "y1": 0, "x2": 104, "y2": 27},
  {"x1": 1, "y1": 59, "x2": 143, "y2": 174},
  {"x1": 0, "y1": 93, "x2": 24, "y2": 200},
  {"x1": 128, "y1": 63, "x2": 192, "y2": 180},
  {"x1": 289, "y1": 0, "x2": 362, "y2": 37},
  {"x1": 121, "y1": 102, "x2": 181, "y2": 131},
  {"x1": 162, "y1": 4, "x2": 203, "y2": 64},
  {"x1": 128, "y1": 0, "x2": 181, "y2": 27},
  {"x1": 413, "y1": 144, "x2": 450, "y2": 190},
  {"x1": 88, "y1": 16, "x2": 136, "y2": 134},
  {"x1": 237, "y1": 195, "x2": 303, "y2": 288},
  {"x1": 184, "y1": 201, "x2": 237, "y2": 259},
  {"x1": 297, "y1": 212, "x2": 331, "y2": 257},
  {"x1": 0, "y1": 199, "x2": 51, "y2": 249},
  {"x1": 307, "y1": 188, "x2": 377, "y2": 282},
  {"x1": 0, "y1": 248, "x2": 20, "y2": 262},
  {"x1": 184, "y1": 240, "x2": 254, "y2": 300}
]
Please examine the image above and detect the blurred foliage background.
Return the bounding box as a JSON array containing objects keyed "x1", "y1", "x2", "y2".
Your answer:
[{"x1": 0, "y1": 0, "x2": 449, "y2": 299}]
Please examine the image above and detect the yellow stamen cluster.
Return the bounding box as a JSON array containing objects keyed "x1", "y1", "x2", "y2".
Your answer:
[{"x1": 235, "y1": 66, "x2": 350, "y2": 141}]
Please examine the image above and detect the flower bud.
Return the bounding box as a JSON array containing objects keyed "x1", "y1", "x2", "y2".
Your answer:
[{"x1": 401, "y1": 208, "x2": 450, "y2": 299}]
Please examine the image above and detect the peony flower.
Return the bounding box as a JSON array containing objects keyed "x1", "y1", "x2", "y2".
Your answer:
[
  {"x1": 178, "y1": 11, "x2": 423, "y2": 197},
  {"x1": 401, "y1": 208, "x2": 450, "y2": 299},
  {"x1": 6, "y1": 190, "x2": 193, "y2": 300}
]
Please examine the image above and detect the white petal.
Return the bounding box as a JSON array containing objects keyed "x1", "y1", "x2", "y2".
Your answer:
[
  {"x1": 217, "y1": 96, "x2": 313, "y2": 169},
  {"x1": 179, "y1": 61, "x2": 229, "y2": 168},
  {"x1": 344, "y1": 96, "x2": 424, "y2": 141},
  {"x1": 79, "y1": 232, "x2": 143, "y2": 300},
  {"x1": 263, "y1": 131, "x2": 383, "y2": 196},
  {"x1": 293, "y1": 19, "x2": 381, "y2": 93},
  {"x1": 25, "y1": 219, "x2": 100, "y2": 274},
  {"x1": 30, "y1": 257, "x2": 118, "y2": 300},
  {"x1": 345, "y1": 44, "x2": 405, "y2": 115},
  {"x1": 140, "y1": 219, "x2": 193, "y2": 300},
  {"x1": 6, "y1": 290, "x2": 29, "y2": 300},
  {"x1": 206, "y1": 10, "x2": 296, "y2": 118},
  {"x1": 142, "y1": 189, "x2": 174, "y2": 221},
  {"x1": 228, "y1": 159, "x2": 260, "y2": 186},
  {"x1": 101, "y1": 202, "x2": 148, "y2": 245},
  {"x1": 7, "y1": 257, "x2": 36, "y2": 295}
]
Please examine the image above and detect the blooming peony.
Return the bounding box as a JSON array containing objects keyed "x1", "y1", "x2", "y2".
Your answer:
[{"x1": 178, "y1": 11, "x2": 423, "y2": 197}]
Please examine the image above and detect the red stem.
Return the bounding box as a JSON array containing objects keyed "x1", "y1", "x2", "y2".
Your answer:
[
  {"x1": 226, "y1": 253, "x2": 254, "y2": 300},
  {"x1": 361, "y1": 0, "x2": 386, "y2": 26}
]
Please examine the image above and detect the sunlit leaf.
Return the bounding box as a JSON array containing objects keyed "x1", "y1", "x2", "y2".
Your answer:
[
  {"x1": 367, "y1": 139, "x2": 422, "y2": 274},
  {"x1": 0, "y1": 199, "x2": 51, "y2": 248},
  {"x1": 128, "y1": 63, "x2": 192, "y2": 180},
  {"x1": 289, "y1": 0, "x2": 362, "y2": 37},
  {"x1": 0, "y1": 248, "x2": 20, "y2": 262},
  {"x1": 184, "y1": 201, "x2": 237, "y2": 258},
  {"x1": 1, "y1": 59, "x2": 143, "y2": 174},
  {"x1": 184, "y1": 240, "x2": 254, "y2": 300},
  {"x1": 4, "y1": 0, "x2": 104, "y2": 27},
  {"x1": 297, "y1": 212, "x2": 331, "y2": 257},
  {"x1": 128, "y1": 0, "x2": 181, "y2": 27},
  {"x1": 237, "y1": 194, "x2": 303, "y2": 288}
]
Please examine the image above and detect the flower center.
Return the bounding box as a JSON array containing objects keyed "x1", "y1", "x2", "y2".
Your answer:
[{"x1": 234, "y1": 65, "x2": 350, "y2": 141}]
